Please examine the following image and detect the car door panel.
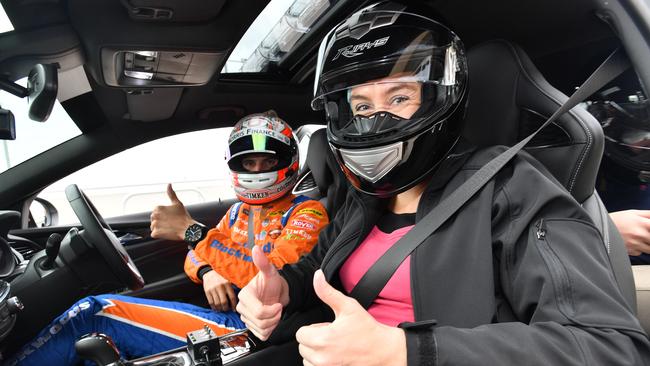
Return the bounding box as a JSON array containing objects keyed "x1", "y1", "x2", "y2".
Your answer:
[
  {"x1": 11, "y1": 198, "x2": 237, "y2": 304},
  {"x1": 110, "y1": 198, "x2": 236, "y2": 302}
]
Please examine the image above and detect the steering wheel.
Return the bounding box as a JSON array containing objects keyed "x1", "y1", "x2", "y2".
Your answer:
[{"x1": 65, "y1": 184, "x2": 144, "y2": 290}]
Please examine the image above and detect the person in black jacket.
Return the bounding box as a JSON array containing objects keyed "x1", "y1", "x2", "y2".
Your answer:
[{"x1": 236, "y1": 2, "x2": 650, "y2": 365}]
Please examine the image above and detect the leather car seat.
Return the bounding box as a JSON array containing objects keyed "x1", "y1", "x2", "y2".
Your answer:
[
  {"x1": 293, "y1": 128, "x2": 348, "y2": 219},
  {"x1": 463, "y1": 39, "x2": 637, "y2": 313}
]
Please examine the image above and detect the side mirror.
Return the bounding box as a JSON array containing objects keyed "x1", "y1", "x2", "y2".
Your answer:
[
  {"x1": 27, "y1": 64, "x2": 58, "y2": 122},
  {"x1": 29, "y1": 197, "x2": 59, "y2": 227},
  {"x1": 0, "y1": 108, "x2": 16, "y2": 140}
]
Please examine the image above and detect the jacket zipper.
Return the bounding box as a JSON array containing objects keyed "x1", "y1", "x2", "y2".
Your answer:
[
  {"x1": 536, "y1": 219, "x2": 546, "y2": 240},
  {"x1": 534, "y1": 219, "x2": 574, "y2": 315}
]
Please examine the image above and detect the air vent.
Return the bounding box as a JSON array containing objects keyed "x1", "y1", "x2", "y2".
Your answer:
[
  {"x1": 292, "y1": 171, "x2": 318, "y2": 195},
  {"x1": 10, "y1": 242, "x2": 36, "y2": 261}
]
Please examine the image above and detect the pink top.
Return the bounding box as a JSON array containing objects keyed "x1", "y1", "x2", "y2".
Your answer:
[{"x1": 339, "y1": 225, "x2": 415, "y2": 327}]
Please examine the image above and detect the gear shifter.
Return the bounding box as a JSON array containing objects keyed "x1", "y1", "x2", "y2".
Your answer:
[
  {"x1": 40, "y1": 233, "x2": 62, "y2": 270},
  {"x1": 75, "y1": 333, "x2": 122, "y2": 366}
]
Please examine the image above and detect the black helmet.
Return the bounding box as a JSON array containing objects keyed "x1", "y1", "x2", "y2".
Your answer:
[
  {"x1": 587, "y1": 90, "x2": 650, "y2": 182},
  {"x1": 312, "y1": 1, "x2": 468, "y2": 197}
]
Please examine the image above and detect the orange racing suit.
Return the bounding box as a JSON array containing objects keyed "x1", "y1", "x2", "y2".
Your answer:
[{"x1": 184, "y1": 194, "x2": 329, "y2": 289}]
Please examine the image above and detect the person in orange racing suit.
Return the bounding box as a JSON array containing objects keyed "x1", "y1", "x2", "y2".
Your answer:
[
  {"x1": 8, "y1": 111, "x2": 329, "y2": 366},
  {"x1": 184, "y1": 191, "x2": 329, "y2": 290}
]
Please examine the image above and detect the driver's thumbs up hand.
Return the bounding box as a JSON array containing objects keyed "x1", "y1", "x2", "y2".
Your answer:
[
  {"x1": 252, "y1": 245, "x2": 285, "y2": 304},
  {"x1": 167, "y1": 183, "x2": 182, "y2": 205},
  {"x1": 150, "y1": 183, "x2": 195, "y2": 241},
  {"x1": 312, "y1": 269, "x2": 359, "y2": 317},
  {"x1": 236, "y1": 246, "x2": 289, "y2": 340},
  {"x1": 295, "y1": 270, "x2": 407, "y2": 366}
]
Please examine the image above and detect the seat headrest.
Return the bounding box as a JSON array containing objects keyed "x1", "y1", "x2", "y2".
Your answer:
[
  {"x1": 463, "y1": 40, "x2": 604, "y2": 203},
  {"x1": 305, "y1": 129, "x2": 334, "y2": 195},
  {"x1": 297, "y1": 128, "x2": 348, "y2": 218}
]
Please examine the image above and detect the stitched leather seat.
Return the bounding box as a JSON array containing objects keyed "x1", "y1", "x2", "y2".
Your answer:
[
  {"x1": 293, "y1": 128, "x2": 348, "y2": 219},
  {"x1": 464, "y1": 39, "x2": 636, "y2": 312}
]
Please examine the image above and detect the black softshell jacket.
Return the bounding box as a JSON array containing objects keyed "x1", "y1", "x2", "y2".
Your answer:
[{"x1": 280, "y1": 145, "x2": 650, "y2": 365}]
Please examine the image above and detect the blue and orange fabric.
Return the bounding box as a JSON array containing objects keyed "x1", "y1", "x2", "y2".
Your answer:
[{"x1": 7, "y1": 295, "x2": 245, "y2": 366}]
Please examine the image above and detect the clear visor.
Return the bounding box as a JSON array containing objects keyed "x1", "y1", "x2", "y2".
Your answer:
[
  {"x1": 227, "y1": 135, "x2": 295, "y2": 173},
  {"x1": 312, "y1": 44, "x2": 461, "y2": 110},
  {"x1": 322, "y1": 77, "x2": 461, "y2": 138}
]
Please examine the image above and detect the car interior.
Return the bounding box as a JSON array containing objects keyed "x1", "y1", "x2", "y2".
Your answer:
[{"x1": 0, "y1": 0, "x2": 649, "y2": 364}]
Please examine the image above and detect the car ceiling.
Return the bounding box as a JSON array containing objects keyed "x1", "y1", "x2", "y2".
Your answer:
[
  {"x1": 1, "y1": 0, "x2": 618, "y2": 126},
  {"x1": 0, "y1": 0, "x2": 624, "y2": 207}
]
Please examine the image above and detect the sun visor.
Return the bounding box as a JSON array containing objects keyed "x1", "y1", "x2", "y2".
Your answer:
[
  {"x1": 121, "y1": 0, "x2": 226, "y2": 22},
  {"x1": 124, "y1": 87, "x2": 182, "y2": 122}
]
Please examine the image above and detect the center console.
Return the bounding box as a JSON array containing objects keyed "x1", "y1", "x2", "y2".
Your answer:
[{"x1": 75, "y1": 328, "x2": 258, "y2": 366}]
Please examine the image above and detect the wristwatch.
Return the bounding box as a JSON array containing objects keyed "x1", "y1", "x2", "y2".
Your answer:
[{"x1": 184, "y1": 222, "x2": 208, "y2": 248}]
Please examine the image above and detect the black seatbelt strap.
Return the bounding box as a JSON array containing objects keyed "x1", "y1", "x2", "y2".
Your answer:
[
  {"x1": 246, "y1": 207, "x2": 256, "y2": 249},
  {"x1": 349, "y1": 48, "x2": 631, "y2": 309}
]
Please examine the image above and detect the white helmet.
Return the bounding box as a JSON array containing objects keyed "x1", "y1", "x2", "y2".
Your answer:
[{"x1": 226, "y1": 111, "x2": 299, "y2": 204}]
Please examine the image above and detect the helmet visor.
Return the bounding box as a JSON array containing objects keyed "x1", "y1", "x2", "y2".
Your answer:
[
  {"x1": 323, "y1": 77, "x2": 461, "y2": 140},
  {"x1": 314, "y1": 47, "x2": 458, "y2": 107},
  {"x1": 227, "y1": 134, "x2": 296, "y2": 173},
  {"x1": 312, "y1": 13, "x2": 465, "y2": 108}
]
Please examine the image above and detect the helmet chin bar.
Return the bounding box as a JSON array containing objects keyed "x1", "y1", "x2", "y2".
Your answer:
[
  {"x1": 236, "y1": 171, "x2": 278, "y2": 189},
  {"x1": 233, "y1": 169, "x2": 297, "y2": 204},
  {"x1": 336, "y1": 140, "x2": 404, "y2": 183}
]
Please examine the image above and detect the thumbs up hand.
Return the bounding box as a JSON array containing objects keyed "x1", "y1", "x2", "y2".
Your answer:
[
  {"x1": 236, "y1": 246, "x2": 290, "y2": 340},
  {"x1": 295, "y1": 270, "x2": 407, "y2": 366},
  {"x1": 150, "y1": 183, "x2": 196, "y2": 241}
]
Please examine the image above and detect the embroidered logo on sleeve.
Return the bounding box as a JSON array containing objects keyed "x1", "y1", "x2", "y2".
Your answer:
[
  {"x1": 290, "y1": 219, "x2": 316, "y2": 230},
  {"x1": 296, "y1": 208, "x2": 324, "y2": 217}
]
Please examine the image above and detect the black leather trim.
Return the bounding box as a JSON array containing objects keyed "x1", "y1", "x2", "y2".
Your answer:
[
  {"x1": 463, "y1": 40, "x2": 637, "y2": 313},
  {"x1": 301, "y1": 129, "x2": 349, "y2": 218},
  {"x1": 464, "y1": 40, "x2": 603, "y2": 203}
]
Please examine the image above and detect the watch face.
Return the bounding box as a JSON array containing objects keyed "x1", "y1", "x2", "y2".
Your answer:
[{"x1": 186, "y1": 224, "x2": 205, "y2": 242}]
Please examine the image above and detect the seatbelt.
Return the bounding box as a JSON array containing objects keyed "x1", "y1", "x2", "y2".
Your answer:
[
  {"x1": 247, "y1": 207, "x2": 256, "y2": 249},
  {"x1": 349, "y1": 48, "x2": 631, "y2": 309}
]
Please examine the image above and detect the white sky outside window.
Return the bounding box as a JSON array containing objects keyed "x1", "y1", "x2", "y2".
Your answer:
[
  {"x1": 223, "y1": 0, "x2": 330, "y2": 73},
  {"x1": 38, "y1": 128, "x2": 236, "y2": 224},
  {"x1": 0, "y1": 78, "x2": 81, "y2": 173},
  {"x1": 0, "y1": 5, "x2": 13, "y2": 33},
  {"x1": 223, "y1": 0, "x2": 293, "y2": 73}
]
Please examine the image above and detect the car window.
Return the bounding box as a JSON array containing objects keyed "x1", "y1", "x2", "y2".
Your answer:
[
  {"x1": 33, "y1": 127, "x2": 235, "y2": 226},
  {"x1": 0, "y1": 4, "x2": 12, "y2": 34},
  {"x1": 0, "y1": 78, "x2": 82, "y2": 174},
  {"x1": 222, "y1": 0, "x2": 332, "y2": 73}
]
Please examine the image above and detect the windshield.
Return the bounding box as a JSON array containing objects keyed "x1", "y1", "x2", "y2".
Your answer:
[
  {"x1": 0, "y1": 78, "x2": 82, "y2": 174},
  {"x1": 0, "y1": 3, "x2": 12, "y2": 34}
]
